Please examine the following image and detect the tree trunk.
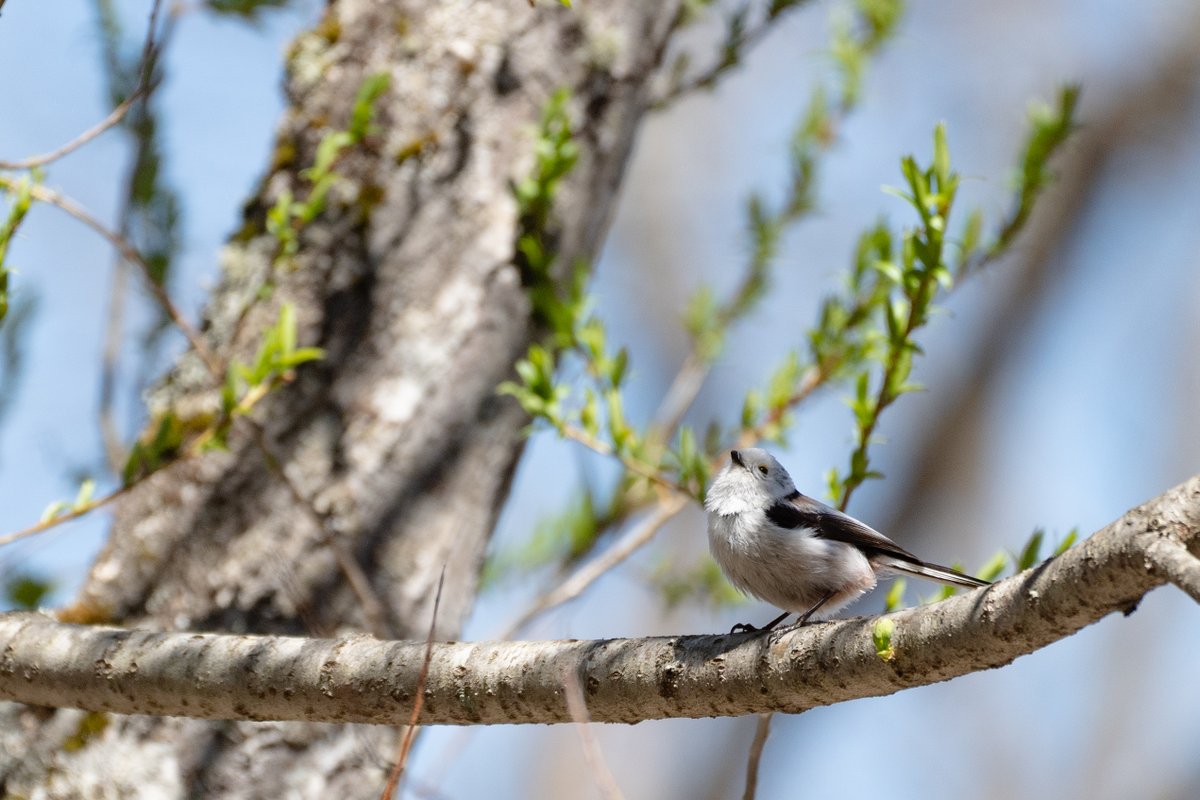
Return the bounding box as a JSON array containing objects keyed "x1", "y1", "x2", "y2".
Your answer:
[{"x1": 0, "y1": 3, "x2": 681, "y2": 796}]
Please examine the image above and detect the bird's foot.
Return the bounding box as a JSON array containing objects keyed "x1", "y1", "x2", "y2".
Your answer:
[{"x1": 729, "y1": 622, "x2": 759, "y2": 635}]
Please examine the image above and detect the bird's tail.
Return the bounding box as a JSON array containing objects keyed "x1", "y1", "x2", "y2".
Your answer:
[{"x1": 874, "y1": 555, "x2": 991, "y2": 589}]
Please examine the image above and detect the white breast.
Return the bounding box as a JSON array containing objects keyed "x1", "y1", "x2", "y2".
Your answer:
[{"x1": 707, "y1": 509, "x2": 878, "y2": 616}]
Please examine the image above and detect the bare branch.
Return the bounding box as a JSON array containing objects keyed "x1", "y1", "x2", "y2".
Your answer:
[
  {"x1": 0, "y1": 0, "x2": 165, "y2": 171},
  {"x1": 563, "y1": 667, "x2": 625, "y2": 800},
  {"x1": 742, "y1": 714, "x2": 771, "y2": 800},
  {"x1": 500, "y1": 494, "x2": 688, "y2": 638},
  {"x1": 651, "y1": 1, "x2": 816, "y2": 111},
  {"x1": 381, "y1": 568, "x2": 445, "y2": 799},
  {"x1": 2, "y1": 475, "x2": 1196, "y2": 726},
  {"x1": 1144, "y1": 536, "x2": 1200, "y2": 604},
  {"x1": 0, "y1": 179, "x2": 219, "y2": 374},
  {"x1": 0, "y1": 485, "x2": 131, "y2": 548}
]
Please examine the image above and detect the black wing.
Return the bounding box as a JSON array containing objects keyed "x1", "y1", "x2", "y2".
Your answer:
[{"x1": 765, "y1": 492, "x2": 919, "y2": 563}]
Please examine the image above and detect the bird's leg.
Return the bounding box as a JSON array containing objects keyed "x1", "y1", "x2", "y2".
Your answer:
[
  {"x1": 792, "y1": 591, "x2": 836, "y2": 627},
  {"x1": 730, "y1": 610, "x2": 792, "y2": 635}
]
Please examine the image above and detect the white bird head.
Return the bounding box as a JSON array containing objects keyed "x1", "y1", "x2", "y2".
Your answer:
[{"x1": 704, "y1": 448, "x2": 797, "y2": 515}]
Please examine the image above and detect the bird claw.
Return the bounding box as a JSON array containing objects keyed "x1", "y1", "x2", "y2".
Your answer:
[{"x1": 729, "y1": 622, "x2": 759, "y2": 635}]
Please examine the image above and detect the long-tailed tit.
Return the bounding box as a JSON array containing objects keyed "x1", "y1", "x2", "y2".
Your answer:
[{"x1": 705, "y1": 448, "x2": 990, "y2": 633}]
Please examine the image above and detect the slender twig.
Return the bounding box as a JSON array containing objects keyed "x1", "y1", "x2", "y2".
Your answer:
[
  {"x1": 501, "y1": 495, "x2": 688, "y2": 638},
  {"x1": 0, "y1": 95, "x2": 145, "y2": 173},
  {"x1": 731, "y1": 366, "x2": 824, "y2": 451},
  {"x1": 97, "y1": 0, "x2": 176, "y2": 472},
  {"x1": 742, "y1": 714, "x2": 772, "y2": 800},
  {"x1": 98, "y1": 230, "x2": 131, "y2": 470},
  {"x1": 563, "y1": 667, "x2": 625, "y2": 800},
  {"x1": 0, "y1": 485, "x2": 132, "y2": 549},
  {"x1": 381, "y1": 567, "x2": 445, "y2": 800},
  {"x1": 838, "y1": 277, "x2": 938, "y2": 514},
  {"x1": 558, "y1": 422, "x2": 692, "y2": 497},
  {"x1": 0, "y1": 369, "x2": 288, "y2": 547},
  {"x1": 648, "y1": 350, "x2": 709, "y2": 440},
  {"x1": 0, "y1": 0, "x2": 165, "y2": 171},
  {"x1": 0, "y1": 179, "x2": 219, "y2": 375},
  {"x1": 651, "y1": 2, "x2": 815, "y2": 111}
]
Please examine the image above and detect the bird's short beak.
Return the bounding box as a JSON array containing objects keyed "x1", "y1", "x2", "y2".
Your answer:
[{"x1": 730, "y1": 450, "x2": 744, "y2": 468}]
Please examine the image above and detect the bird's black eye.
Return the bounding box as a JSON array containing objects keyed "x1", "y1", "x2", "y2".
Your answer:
[{"x1": 758, "y1": 465, "x2": 769, "y2": 475}]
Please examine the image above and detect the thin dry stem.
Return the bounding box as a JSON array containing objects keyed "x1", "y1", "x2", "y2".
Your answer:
[
  {"x1": 381, "y1": 568, "x2": 445, "y2": 799},
  {"x1": 7, "y1": 180, "x2": 219, "y2": 374},
  {"x1": 501, "y1": 494, "x2": 688, "y2": 638},
  {"x1": 742, "y1": 714, "x2": 772, "y2": 800},
  {"x1": 563, "y1": 668, "x2": 625, "y2": 800},
  {"x1": 651, "y1": 2, "x2": 813, "y2": 111},
  {"x1": 0, "y1": 0, "x2": 165, "y2": 171},
  {"x1": 0, "y1": 486, "x2": 131, "y2": 549},
  {"x1": 558, "y1": 423, "x2": 691, "y2": 496}
]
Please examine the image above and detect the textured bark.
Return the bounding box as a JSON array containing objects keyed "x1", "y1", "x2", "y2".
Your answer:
[
  {"x1": 2, "y1": 476, "x2": 1198, "y2": 727},
  {"x1": 0, "y1": 2, "x2": 681, "y2": 796}
]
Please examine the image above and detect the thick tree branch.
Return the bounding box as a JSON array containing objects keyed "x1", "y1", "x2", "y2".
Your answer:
[{"x1": 2, "y1": 476, "x2": 1197, "y2": 725}]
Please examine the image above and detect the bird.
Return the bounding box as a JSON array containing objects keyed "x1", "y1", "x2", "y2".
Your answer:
[{"x1": 705, "y1": 448, "x2": 990, "y2": 633}]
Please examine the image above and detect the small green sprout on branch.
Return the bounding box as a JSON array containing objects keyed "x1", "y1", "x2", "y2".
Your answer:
[
  {"x1": 212, "y1": 304, "x2": 323, "y2": 450},
  {"x1": 267, "y1": 72, "x2": 391, "y2": 267},
  {"x1": 512, "y1": 86, "x2": 580, "y2": 332},
  {"x1": 39, "y1": 480, "x2": 96, "y2": 526},
  {"x1": 0, "y1": 172, "x2": 36, "y2": 325}
]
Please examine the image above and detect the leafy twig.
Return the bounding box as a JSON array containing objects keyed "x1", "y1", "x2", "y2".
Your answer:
[{"x1": 652, "y1": 0, "x2": 817, "y2": 110}]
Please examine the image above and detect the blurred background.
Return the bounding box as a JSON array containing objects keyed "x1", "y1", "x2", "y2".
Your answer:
[{"x1": 1, "y1": 1, "x2": 1199, "y2": 798}]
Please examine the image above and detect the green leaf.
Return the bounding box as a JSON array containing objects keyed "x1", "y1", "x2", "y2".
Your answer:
[
  {"x1": 5, "y1": 572, "x2": 54, "y2": 610},
  {"x1": 825, "y1": 466, "x2": 841, "y2": 503},
  {"x1": 871, "y1": 259, "x2": 902, "y2": 286},
  {"x1": 580, "y1": 388, "x2": 599, "y2": 436},
  {"x1": 932, "y1": 122, "x2": 950, "y2": 190},
  {"x1": 73, "y1": 479, "x2": 96, "y2": 510},
  {"x1": 741, "y1": 389, "x2": 762, "y2": 429},
  {"x1": 280, "y1": 346, "x2": 325, "y2": 367},
  {"x1": 349, "y1": 72, "x2": 391, "y2": 141},
  {"x1": 873, "y1": 617, "x2": 896, "y2": 661},
  {"x1": 39, "y1": 501, "x2": 68, "y2": 523},
  {"x1": 609, "y1": 346, "x2": 629, "y2": 388},
  {"x1": 975, "y1": 551, "x2": 1008, "y2": 582},
  {"x1": 766, "y1": 352, "x2": 801, "y2": 409},
  {"x1": 1054, "y1": 528, "x2": 1078, "y2": 556},
  {"x1": 205, "y1": 0, "x2": 290, "y2": 18},
  {"x1": 1016, "y1": 528, "x2": 1044, "y2": 571},
  {"x1": 306, "y1": 131, "x2": 353, "y2": 183},
  {"x1": 277, "y1": 303, "x2": 296, "y2": 355},
  {"x1": 883, "y1": 578, "x2": 907, "y2": 613},
  {"x1": 606, "y1": 389, "x2": 631, "y2": 451},
  {"x1": 0, "y1": 174, "x2": 35, "y2": 323}
]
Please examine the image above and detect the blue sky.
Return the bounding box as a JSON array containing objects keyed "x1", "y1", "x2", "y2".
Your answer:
[{"x1": 1, "y1": 1, "x2": 1199, "y2": 798}]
